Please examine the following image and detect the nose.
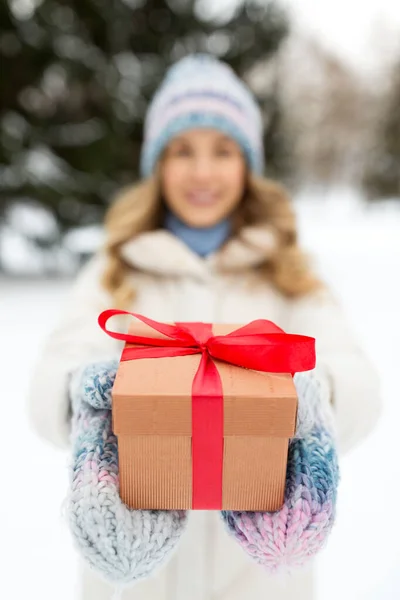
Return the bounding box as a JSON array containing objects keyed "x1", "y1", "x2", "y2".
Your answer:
[{"x1": 191, "y1": 155, "x2": 214, "y2": 180}]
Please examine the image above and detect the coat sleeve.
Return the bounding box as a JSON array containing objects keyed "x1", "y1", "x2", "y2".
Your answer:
[
  {"x1": 284, "y1": 286, "x2": 382, "y2": 455},
  {"x1": 26, "y1": 252, "x2": 123, "y2": 451}
]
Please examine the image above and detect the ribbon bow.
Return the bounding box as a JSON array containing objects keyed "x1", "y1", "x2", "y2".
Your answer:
[{"x1": 99, "y1": 309, "x2": 316, "y2": 509}]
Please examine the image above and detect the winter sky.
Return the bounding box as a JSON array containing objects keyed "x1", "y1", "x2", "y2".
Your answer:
[
  {"x1": 283, "y1": 0, "x2": 400, "y2": 68},
  {"x1": 207, "y1": 0, "x2": 400, "y2": 72}
]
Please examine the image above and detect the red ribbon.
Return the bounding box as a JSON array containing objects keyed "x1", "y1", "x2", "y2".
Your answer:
[{"x1": 98, "y1": 309, "x2": 316, "y2": 509}]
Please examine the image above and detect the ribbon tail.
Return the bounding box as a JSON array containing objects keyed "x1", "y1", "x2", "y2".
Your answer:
[
  {"x1": 209, "y1": 333, "x2": 316, "y2": 373},
  {"x1": 192, "y1": 352, "x2": 224, "y2": 510}
]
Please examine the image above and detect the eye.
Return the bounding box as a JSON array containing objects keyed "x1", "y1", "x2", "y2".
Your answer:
[
  {"x1": 170, "y1": 145, "x2": 191, "y2": 157},
  {"x1": 216, "y1": 146, "x2": 233, "y2": 157}
]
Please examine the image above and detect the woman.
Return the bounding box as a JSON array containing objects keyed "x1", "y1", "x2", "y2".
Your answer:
[{"x1": 27, "y1": 54, "x2": 381, "y2": 600}]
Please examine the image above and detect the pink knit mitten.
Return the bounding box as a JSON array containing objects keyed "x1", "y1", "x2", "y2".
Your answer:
[{"x1": 220, "y1": 368, "x2": 340, "y2": 574}]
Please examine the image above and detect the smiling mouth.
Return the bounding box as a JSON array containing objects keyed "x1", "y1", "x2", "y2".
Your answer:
[{"x1": 186, "y1": 191, "x2": 220, "y2": 205}]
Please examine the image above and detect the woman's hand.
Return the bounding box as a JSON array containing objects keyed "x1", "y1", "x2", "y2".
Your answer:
[
  {"x1": 65, "y1": 360, "x2": 188, "y2": 587},
  {"x1": 220, "y1": 368, "x2": 340, "y2": 574}
]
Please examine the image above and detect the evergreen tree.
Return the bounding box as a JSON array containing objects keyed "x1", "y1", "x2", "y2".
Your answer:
[{"x1": 0, "y1": 0, "x2": 290, "y2": 246}]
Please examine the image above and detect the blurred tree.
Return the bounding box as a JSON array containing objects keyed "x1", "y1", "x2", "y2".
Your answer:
[
  {"x1": 278, "y1": 35, "x2": 379, "y2": 193},
  {"x1": 0, "y1": 0, "x2": 290, "y2": 256},
  {"x1": 362, "y1": 57, "x2": 400, "y2": 200}
]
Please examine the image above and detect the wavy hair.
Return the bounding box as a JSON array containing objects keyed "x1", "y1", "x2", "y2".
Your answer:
[{"x1": 100, "y1": 172, "x2": 325, "y2": 309}]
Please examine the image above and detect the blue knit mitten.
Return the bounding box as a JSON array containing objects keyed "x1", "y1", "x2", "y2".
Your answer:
[
  {"x1": 220, "y1": 368, "x2": 340, "y2": 574},
  {"x1": 65, "y1": 360, "x2": 188, "y2": 589}
]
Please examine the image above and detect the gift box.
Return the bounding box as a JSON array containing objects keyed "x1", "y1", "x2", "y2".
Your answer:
[{"x1": 98, "y1": 310, "x2": 316, "y2": 512}]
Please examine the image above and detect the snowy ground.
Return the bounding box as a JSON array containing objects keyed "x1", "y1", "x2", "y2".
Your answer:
[{"x1": 1, "y1": 187, "x2": 400, "y2": 600}]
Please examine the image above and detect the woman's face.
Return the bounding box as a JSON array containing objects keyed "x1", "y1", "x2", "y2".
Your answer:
[{"x1": 160, "y1": 128, "x2": 247, "y2": 228}]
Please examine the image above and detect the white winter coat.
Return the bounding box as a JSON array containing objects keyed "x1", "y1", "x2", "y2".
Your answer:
[{"x1": 27, "y1": 226, "x2": 382, "y2": 600}]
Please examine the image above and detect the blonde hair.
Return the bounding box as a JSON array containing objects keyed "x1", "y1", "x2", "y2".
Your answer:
[{"x1": 100, "y1": 172, "x2": 325, "y2": 309}]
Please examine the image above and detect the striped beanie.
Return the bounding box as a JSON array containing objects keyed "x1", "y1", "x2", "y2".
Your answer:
[{"x1": 140, "y1": 54, "x2": 265, "y2": 177}]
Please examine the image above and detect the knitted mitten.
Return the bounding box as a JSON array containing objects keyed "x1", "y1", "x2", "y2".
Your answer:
[
  {"x1": 65, "y1": 360, "x2": 188, "y2": 588},
  {"x1": 220, "y1": 367, "x2": 340, "y2": 574}
]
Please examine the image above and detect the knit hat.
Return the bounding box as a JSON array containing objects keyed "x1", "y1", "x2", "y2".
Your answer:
[{"x1": 140, "y1": 54, "x2": 265, "y2": 177}]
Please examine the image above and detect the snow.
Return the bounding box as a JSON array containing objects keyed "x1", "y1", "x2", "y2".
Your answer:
[
  {"x1": 1, "y1": 187, "x2": 400, "y2": 599},
  {"x1": 0, "y1": 208, "x2": 104, "y2": 276},
  {"x1": 63, "y1": 224, "x2": 105, "y2": 255},
  {"x1": 292, "y1": 189, "x2": 400, "y2": 600},
  {"x1": 1, "y1": 278, "x2": 79, "y2": 599}
]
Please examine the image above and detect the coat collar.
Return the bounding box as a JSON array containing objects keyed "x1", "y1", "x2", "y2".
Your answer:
[{"x1": 120, "y1": 225, "x2": 278, "y2": 281}]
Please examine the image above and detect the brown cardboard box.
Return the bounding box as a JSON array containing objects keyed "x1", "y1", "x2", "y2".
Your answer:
[{"x1": 112, "y1": 321, "x2": 298, "y2": 512}]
